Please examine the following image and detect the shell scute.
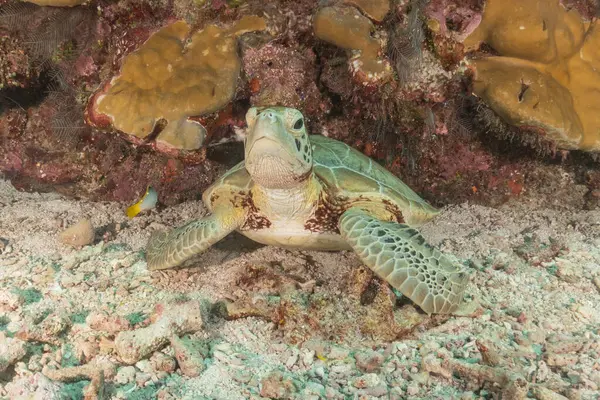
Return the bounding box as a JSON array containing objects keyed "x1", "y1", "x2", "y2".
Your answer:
[{"x1": 310, "y1": 135, "x2": 439, "y2": 225}]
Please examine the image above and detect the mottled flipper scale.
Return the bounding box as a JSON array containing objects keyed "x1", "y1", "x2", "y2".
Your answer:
[
  {"x1": 338, "y1": 208, "x2": 469, "y2": 315},
  {"x1": 146, "y1": 207, "x2": 245, "y2": 271}
]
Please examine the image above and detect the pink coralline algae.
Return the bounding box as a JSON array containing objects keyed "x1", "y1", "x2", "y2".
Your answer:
[{"x1": 242, "y1": 43, "x2": 330, "y2": 117}]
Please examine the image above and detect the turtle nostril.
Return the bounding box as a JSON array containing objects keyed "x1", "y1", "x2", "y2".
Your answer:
[{"x1": 261, "y1": 112, "x2": 274, "y2": 120}]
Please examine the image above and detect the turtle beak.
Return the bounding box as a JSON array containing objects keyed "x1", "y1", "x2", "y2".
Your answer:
[
  {"x1": 245, "y1": 110, "x2": 293, "y2": 160},
  {"x1": 244, "y1": 109, "x2": 310, "y2": 188}
]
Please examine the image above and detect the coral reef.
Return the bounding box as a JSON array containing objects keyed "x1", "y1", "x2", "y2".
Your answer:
[
  {"x1": 464, "y1": 0, "x2": 600, "y2": 152},
  {"x1": 1, "y1": 2, "x2": 600, "y2": 399},
  {"x1": 0, "y1": 36, "x2": 35, "y2": 90},
  {"x1": 386, "y1": 0, "x2": 429, "y2": 84},
  {"x1": 423, "y1": 0, "x2": 482, "y2": 67},
  {"x1": 0, "y1": 0, "x2": 599, "y2": 212},
  {"x1": 59, "y1": 218, "x2": 95, "y2": 248},
  {"x1": 86, "y1": 15, "x2": 266, "y2": 153}
]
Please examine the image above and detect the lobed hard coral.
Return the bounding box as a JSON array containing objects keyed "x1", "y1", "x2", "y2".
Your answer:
[
  {"x1": 313, "y1": 4, "x2": 393, "y2": 86},
  {"x1": 86, "y1": 15, "x2": 266, "y2": 153},
  {"x1": 464, "y1": 0, "x2": 600, "y2": 152}
]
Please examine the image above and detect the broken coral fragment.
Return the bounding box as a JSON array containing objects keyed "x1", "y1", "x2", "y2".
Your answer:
[
  {"x1": 43, "y1": 358, "x2": 117, "y2": 400},
  {"x1": 21, "y1": 0, "x2": 86, "y2": 6},
  {"x1": 313, "y1": 5, "x2": 392, "y2": 85},
  {"x1": 59, "y1": 218, "x2": 95, "y2": 247},
  {"x1": 465, "y1": 0, "x2": 600, "y2": 152},
  {"x1": 87, "y1": 16, "x2": 266, "y2": 151},
  {"x1": 344, "y1": 0, "x2": 390, "y2": 22},
  {"x1": 114, "y1": 301, "x2": 203, "y2": 364},
  {"x1": 0, "y1": 333, "x2": 26, "y2": 373}
]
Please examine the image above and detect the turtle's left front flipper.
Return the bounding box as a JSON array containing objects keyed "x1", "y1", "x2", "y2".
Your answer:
[
  {"x1": 338, "y1": 208, "x2": 469, "y2": 315},
  {"x1": 146, "y1": 206, "x2": 245, "y2": 271}
]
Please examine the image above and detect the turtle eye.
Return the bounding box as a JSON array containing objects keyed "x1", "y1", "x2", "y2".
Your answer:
[{"x1": 293, "y1": 118, "x2": 304, "y2": 130}]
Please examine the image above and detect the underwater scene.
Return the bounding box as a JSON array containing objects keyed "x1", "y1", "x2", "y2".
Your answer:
[{"x1": 0, "y1": 0, "x2": 599, "y2": 399}]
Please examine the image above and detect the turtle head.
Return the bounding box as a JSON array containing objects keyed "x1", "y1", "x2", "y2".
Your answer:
[{"x1": 244, "y1": 107, "x2": 313, "y2": 189}]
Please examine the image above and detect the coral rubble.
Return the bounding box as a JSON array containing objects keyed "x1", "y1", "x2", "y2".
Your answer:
[
  {"x1": 1, "y1": 180, "x2": 600, "y2": 398},
  {"x1": 114, "y1": 300, "x2": 204, "y2": 364}
]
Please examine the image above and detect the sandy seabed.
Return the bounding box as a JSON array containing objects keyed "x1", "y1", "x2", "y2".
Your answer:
[{"x1": 0, "y1": 177, "x2": 599, "y2": 400}]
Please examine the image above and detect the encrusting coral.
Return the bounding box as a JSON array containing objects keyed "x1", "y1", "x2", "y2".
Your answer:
[
  {"x1": 464, "y1": 0, "x2": 600, "y2": 152},
  {"x1": 86, "y1": 15, "x2": 266, "y2": 152},
  {"x1": 313, "y1": 4, "x2": 393, "y2": 85}
]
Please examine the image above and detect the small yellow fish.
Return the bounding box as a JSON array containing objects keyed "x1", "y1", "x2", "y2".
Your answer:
[{"x1": 126, "y1": 186, "x2": 158, "y2": 218}]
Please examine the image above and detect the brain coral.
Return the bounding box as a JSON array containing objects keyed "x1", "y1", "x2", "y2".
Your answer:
[
  {"x1": 465, "y1": 0, "x2": 600, "y2": 152},
  {"x1": 86, "y1": 16, "x2": 266, "y2": 152}
]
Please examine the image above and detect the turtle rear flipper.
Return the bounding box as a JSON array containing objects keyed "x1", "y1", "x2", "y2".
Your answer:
[
  {"x1": 338, "y1": 208, "x2": 469, "y2": 315},
  {"x1": 146, "y1": 207, "x2": 245, "y2": 271}
]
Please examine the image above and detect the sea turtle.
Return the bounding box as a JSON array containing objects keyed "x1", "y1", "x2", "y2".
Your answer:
[{"x1": 146, "y1": 107, "x2": 469, "y2": 314}]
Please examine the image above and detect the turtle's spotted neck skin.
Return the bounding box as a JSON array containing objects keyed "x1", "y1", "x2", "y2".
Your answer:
[
  {"x1": 146, "y1": 107, "x2": 470, "y2": 315},
  {"x1": 251, "y1": 178, "x2": 320, "y2": 223}
]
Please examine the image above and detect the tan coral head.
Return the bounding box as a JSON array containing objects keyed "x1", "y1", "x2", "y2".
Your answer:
[
  {"x1": 86, "y1": 16, "x2": 266, "y2": 153},
  {"x1": 244, "y1": 107, "x2": 313, "y2": 189},
  {"x1": 465, "y1": 0, "x2": 600, "y2": 152}
]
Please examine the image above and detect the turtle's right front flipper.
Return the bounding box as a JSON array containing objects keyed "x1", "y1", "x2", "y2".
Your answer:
[
  {"x1": 338, "y1": 208, "x2": 469, "y2": 315},
  {"x1": 146, "y1": 206, "x2": 245, "y2": 271}
]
